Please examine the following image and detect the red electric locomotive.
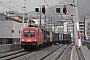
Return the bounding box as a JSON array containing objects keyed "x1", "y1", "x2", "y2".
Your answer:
[{"x1": 21, "y1": 27, "x2": 43, "y2": 50}]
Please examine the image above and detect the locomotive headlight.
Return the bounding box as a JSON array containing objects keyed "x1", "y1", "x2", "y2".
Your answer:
[
  {"x1": 34, "y1": 39, "x2": 36, "y2": 41},
  {"x1": 22, "y1": 39, "x2": 24, "y2": 41}
]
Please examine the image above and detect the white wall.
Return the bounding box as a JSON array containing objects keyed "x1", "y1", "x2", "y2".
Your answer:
[
  {"x1": 0, "y1": 21, "x2": 21, "y2": 38},
  {"x1": 12, "y1": 21, "x2": 21, "y2": 38}
]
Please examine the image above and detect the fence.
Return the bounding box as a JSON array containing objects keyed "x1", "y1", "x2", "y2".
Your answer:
[{"x1": 0, "y1": 43, "x2": 21, "y2": 53}]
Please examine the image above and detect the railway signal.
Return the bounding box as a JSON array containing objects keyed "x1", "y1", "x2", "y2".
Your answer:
[
  {"x1": 63, "y1": 5, "x2": 67, "y2": 15},
  {"x1": 56, "y1": 8, "x2": 60, "y2": 13},
  {"x1": 35, "y1": 8, "x2": 39, "y2": 12},
  {"x1": 42, "y1": 5, "x2": 45, "y2": 14}
]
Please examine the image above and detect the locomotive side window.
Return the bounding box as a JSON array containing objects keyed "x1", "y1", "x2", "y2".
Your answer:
[{"x1": 24, "y1": 30, "x2": 35, "y2": 37}]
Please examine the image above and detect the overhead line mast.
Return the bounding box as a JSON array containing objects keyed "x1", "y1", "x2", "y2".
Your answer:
[{"x1": 73, "y1": 0, "x2": 81, "y2": 48}]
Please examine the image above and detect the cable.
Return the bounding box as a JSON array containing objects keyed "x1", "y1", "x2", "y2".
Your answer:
[
  {"x1": 9, "y1": 0, "x2": 21, "y2": 9},
  {"x1": 0, "y1": 1, "x2": 27, "y2": 15},
  {"x1": 10, "y1": 0, "x2": 29, "y2": 12},
  {"x1": 25, "y1": 0, "x2": 34, "y2": 10},
  {"x1": 0, "y1": 3, "x2": 13, "y2": 11},
  {"x1": 57, "y1": 0, "x2": 72, "y2": 4},
  {"x1": 0, "y1": 1, "x2": 22, "y2": 13},
  {"x1": 0, "y1": 3, "x2": 20, "y2": 14},
  {"x1": 0, "y1": 1, "x2": 16, "y2": 11},
  {"x1": 9, "y1": 0, "x2": 26, "y2": 12},
  {"x1": 0, "y1": 1, "x2": 18, "y2": 10},
  {"x1": 44, "y1": 0, "x2": 61, "y2": 20}
]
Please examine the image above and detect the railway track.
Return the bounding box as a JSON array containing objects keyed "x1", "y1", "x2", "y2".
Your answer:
[
  {"x1": 0, "y1": 44, "x2": 72, "y2": 60},
  {"x1": 10, "y1": 44, "x2": 63, "y2": 60},
  {"x1": 40, "y1": 45, "x2": 68, "y2": 60},
  {"x1": 0, "y1": 49, "x2": 24, "y2": 58},
  {"x1": 0, "y1": 49, "x2": 30, "y2": 60}
]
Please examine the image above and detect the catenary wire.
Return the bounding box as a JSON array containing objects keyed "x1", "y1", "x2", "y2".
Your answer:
[{"x1": 44, "y1": 0, "x2": 61, "y2": 20}]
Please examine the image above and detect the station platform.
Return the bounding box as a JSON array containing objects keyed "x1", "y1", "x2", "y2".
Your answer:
[
  {"x1": 70, "y1": 44, "x2": 90, "y2": 60},
  {"x1": 81, "y1": 46, "x2": 90, "y2": 60}
]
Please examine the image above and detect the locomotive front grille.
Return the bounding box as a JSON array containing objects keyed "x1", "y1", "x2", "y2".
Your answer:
[{"x1": 21, "y1": 42, "x2": 37, "y2": 46}]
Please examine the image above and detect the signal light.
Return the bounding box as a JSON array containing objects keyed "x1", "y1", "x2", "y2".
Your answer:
[
  {"x1": 42, "y1": 8, "x2": 45, "y2": 14},
  {"x1": 63, "y1": 5, "x2": 67, "y2": 15},
  {"x1": 63, "y1": 8, "x2": 67, "y2": 14},
  {"x1": 35, "y1": 8, "x2": 39, "y2": 12},
  {"x1": 56, "y1": 8, "x2": 60, "y2": 13},
  {"x1": 42, "y1": 5, "x2": 45, "y2": 14}
]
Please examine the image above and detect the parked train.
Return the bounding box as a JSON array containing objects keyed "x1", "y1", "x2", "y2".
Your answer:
[{"x1": 21, "y1": 26, "x2": 71, "y2": 50}]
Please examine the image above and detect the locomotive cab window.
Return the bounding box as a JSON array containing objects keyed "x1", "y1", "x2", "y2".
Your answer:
[{"x1": 24, "y1": 30, "x2": 35, "y2": 37}]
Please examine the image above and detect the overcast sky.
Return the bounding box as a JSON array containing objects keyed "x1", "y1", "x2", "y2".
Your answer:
[
  {"x1": 0, "y1": 0, "x2": 90, "y2": 20},
  {"x1": 0, "y1": 0, "x2": 59, "y2": 13}
]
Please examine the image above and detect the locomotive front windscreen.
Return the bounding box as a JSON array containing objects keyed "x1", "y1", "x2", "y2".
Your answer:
[{"x1": 24, "y1": 30, "x2": 35, "y2": 37}]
